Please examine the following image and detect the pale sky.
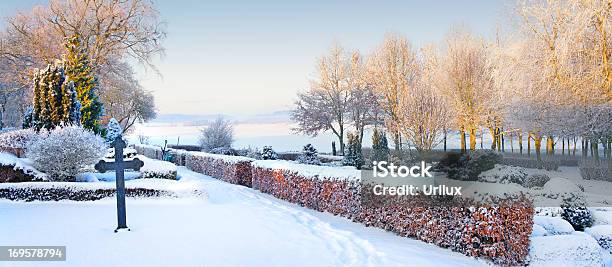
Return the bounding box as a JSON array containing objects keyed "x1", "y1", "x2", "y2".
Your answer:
[{"x1": 1, "y1": 0, "x2": 508, "y2": 116}]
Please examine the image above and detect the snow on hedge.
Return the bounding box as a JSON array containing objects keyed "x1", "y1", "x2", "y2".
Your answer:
[
  {"x1": 252, "y1": 159, "x2": 360, "y2": 181},
  {"x1": 136, "y1": 155, "x2": 177, "y2": 180},
  {"x1": 0, "y1": 152, "x2": 48, "y2": 181},
  {"x1": 188, "y1": 151, "x2": 254, "y2": 164},
  {"x1": 529, "y1": 233, "x2": 604, "y2": 266},
  {"x1": 585, "y1": 225, "x2": 612, "y2": 252}
]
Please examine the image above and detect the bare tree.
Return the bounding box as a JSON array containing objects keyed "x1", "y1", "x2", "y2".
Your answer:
[
  {"x1": 292, "y1": 44, "x2": 353, "y2": 154},
  {"x1": 367, "y1": 34, "x2": 420, "y2": 151},
  {"x1": 437, "y1": 28, "x2": 496, "y2": 151},
  {"x1": 97, "y1": 61, "x2": 156, "y2": 133},
  {"x1": 199, "y1": 117, "x2": 234, "y2": 152}
]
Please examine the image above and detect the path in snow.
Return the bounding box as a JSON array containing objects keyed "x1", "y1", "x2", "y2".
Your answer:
[{"x1": 0, "y1": 167, "x2": 486, "y2": 267}]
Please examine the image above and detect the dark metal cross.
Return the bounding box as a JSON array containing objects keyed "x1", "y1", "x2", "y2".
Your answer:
[{"x1": 94, "y1": 136, "x2": 144, "y2": 233}]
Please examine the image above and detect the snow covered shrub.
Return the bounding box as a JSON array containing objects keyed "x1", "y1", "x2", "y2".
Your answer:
[
  {"x1": 26, "y1": 62, "x2": 81, "y2": 131},
  {"x1": 261, "y1": 146, "x2": 277, "y2": 160},
  {"x1": 105, "y1": 118, "x2": 123, "y2": 143},
  {"x1": 0, "y1": 129, "x2": 40, "y2": 157},
  {"x1": 0, "y1": 153, "x2": 48, "y2": 182},
  {"x1": 501, "y1": 157, "x2": 559, "y2": 171},
  {"x1": 26, "y1": 126, "x2": 106, "y2": 181},
  {"x1": 199, "y1": 117, "x2": 234, "y2": 152},
  {"x1": 444, "y1": 150, "x2": 501, "y2": 181},
  {"x1": 533, "y1": 215, "x2": 575, "y2": 235},
  {"x1": 561, "y1": 201, "x2": 593, "y2": 231},
  {"x1": 209, "y1": 147, "x2": 238, "y2": 156},
  {"x1": 297, "y1": 144, "x2": 321, "y2": 165},
  {"x1": 579, "y1": 159, "x2": 611, "y2": 181},
  {"x1": 342, "y1": 133, "x2": 364, "y2": 169},
  {"x1": 477, "y1": 164, "x2": 527, "y2": 184},
  {"x1": 529, "y1": 233, "x2": 604, "y2": 266},
  {"x1": 523, "y1": 173, "x2": 550, "y2": 188},
  {"x1": 586, "y1": 225, "x2": 612, "y2": 253},
  {"x1": 138, "y1": 156, "x2": 177, "y2": 180}
]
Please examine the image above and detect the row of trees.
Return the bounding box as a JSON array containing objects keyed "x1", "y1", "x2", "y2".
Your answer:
[
  {"x1": 0, "y1": 0, "x2": 163, "y2": 132},
  {"x1": 292, "y1": 0, "x2": 612, "y2": 160}
]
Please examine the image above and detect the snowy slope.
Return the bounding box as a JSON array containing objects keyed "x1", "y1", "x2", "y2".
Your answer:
[{"x1": 0, "y1": 167, "x2": 486, "y2": 267}]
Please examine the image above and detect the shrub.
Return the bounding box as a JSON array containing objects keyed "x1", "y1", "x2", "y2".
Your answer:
[
  {"x1": 261, "y1": 146, "x2": 277, "y2": 160},
  {"x1": 524, "y1": 173, "x2": 551, "y2": 188},
  {"x1": 199, "y1": 117, "x2": 233, "y2": 152},
  {"x1": 210, "y1": 147, "x2": 238, "y2": 156},
  {"x1": 561, "y1": 198, "x2": 593, "y2": 231},
  {"x1": 444, "y1": 150, "x2": 501, "y2": 181},
  {"x1": 371, "y1": 128, "x2": 389, "y2": 163},
  {"x1": 342, "y1": 133, "x2": 364, "y2": 169},
  {"x1": 26, "y1": 126, "x2": 106, "y2": 181},
  {"x1": 105, "y1": 118, "x2": 123, "y2": 143},
  {"x1": 0, "y1": 129, "x2": 40, "y2": 157},
  {"x1": 579, "y1": 159, "x2": 611, "y2": 181},
  {"x1": 138, "y1": 156, "x2": 177, "y2": 180},
  {"x1": 478, "y1": 164, "x2": 527, "y2": 184},
  {"x1": 297, "y1": 144, "x2": 320, "y2": 165}
]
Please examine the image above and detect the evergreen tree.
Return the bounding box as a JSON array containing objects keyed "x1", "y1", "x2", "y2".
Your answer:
[
  {"x1": 343, "y1": 132, "x2": 364, "y2": 169},
  {"x1": 372, "y1": 128, "x2": 390, "y2": 162},
  {"x1": 63, "y1": 35, "x2": 104, "y2": 134},
  {"x1": 297, "y1": 144, "x2": 321, "y2": 165},
  {"x1": 105, "y1": 118, "x2": 123, "y2": 143},
  {"x1": 261, "y1": 146, "x2": 278, "y2": 160},
  {"x1": 27, "y1": 63, "x2": 81, "y2": 131}
]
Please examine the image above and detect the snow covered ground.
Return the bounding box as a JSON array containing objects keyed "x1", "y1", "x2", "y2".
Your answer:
[{"x1": 0, "y1": 167, "x2": 486, "y2": 267}]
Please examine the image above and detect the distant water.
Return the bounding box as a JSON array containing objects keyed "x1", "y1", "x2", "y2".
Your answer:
[{"x1": 128, "y1": 122, "x2": 540, "y2": 153}]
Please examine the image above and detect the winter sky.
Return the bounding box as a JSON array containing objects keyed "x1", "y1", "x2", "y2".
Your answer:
[{"x1": 1, "y1": 0, "x2": 507, "y2": 116}]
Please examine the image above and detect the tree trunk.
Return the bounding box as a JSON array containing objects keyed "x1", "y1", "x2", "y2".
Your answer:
[
  {"x1": 443, "y1": 131, "x2": 447, "y2": 151},
  {"x1": 527, "y1": 133, "x2": 531, "y2": 157},
  {"x1": 501, "y1": 128, "x2": 505, "y2": 152},
  {"x1": 592, "y1": 138, "x2": 600, "y2": 160},
  {"x1": 573, "y1": 137, "x2": 577, "y2": 156},
  {"x1": 546, "y1": 136, "x2": 554, "y2": 155},
  {"x1": 561, "y1": 138, "x2": 565, "y2": 155},
  {"x1": 480, "y1": 129, "x2": 483, "y2": 149},
  {"x1": 490, "y1": 128, "x2": 497, "y2": 150},
  {"x1": 460, "y1": 129, "x2": 466, "y2": 153},
  {"x1": 535, "y1": 136, "x2": 542, "y2": 161},
  {"x1": 469, "y1": 128, "x2": 476, "y2": 151},
  {"x1": 510, "y1": 132, "x2": 514, "y2": 153},
  {"x1": 519, "y1": 132, "x2": 523, "y2": 155}
]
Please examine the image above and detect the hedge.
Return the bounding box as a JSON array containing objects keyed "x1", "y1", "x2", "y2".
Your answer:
[
  {"x1": 251, "y1": 162, "x2": 533, "y2": 265},
  {"x1": 133, "y1": 144, "x2": 164, "y2": 160},
  {"x1": 185, "y1": 152, "x2": 254, "y2": 187},
  {"x1": 0, "y1": 187, "x2": 178, "y2": 201},
  {"x1": 181, "y1": 153, "x2": 533, "y2": 265}
]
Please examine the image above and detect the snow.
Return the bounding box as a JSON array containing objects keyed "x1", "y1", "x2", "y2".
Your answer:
[
  {"x1": 529, "y1": 232, "x2": 605, "y2": 266},
  {"x1": 188, "y1": 151, "x2": 254, "y2": 164},
  {"x1": 532, "y1": 224, "x2": 548, "y2": 237},
  {"x1": 0, "y1": 167, "x2": 486, "y2": 267},
  {"x1": 533, "y1": 215, "x2": 576, "y2": 235},
  {"x1": 252, "y1": 160, "x2": 360, "y2": 181},
  {"x1": 0, "y1": 152, "x2": 48, "y2": 180},
  {"x1": 136, "y1": 155, "x2": 177, "y2": 175},
  {"x1": 586, "y1": 225, "x2": 612, "y2": 243}
]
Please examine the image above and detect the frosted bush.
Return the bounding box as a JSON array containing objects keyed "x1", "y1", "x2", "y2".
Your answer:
[
  {"x1": 261, "y1": 146, "x2": 278, "y2": 160},
  {"x1": 523, "y1": 173, "x2": 550, "y2": 188},
  {"x1": 199, "y1": 117, "x2": 234, "y2": 152},
  {"x1": 26, "y1": 126, "x2": 107, "y2": 181},
  {"x1": 297, "y1": 144, "x2": 320, "y2": 165},
  {"x1": 105, "y1": 118, "x2": 123, "y2": 143},
  {"x1": 0, "y1": 128, "x2": 40, "y2": 149}
]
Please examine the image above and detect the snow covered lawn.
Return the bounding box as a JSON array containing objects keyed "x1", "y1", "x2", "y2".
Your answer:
[{"x1": 0, "y1": 167, "x2": 486, "y2": 267}]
